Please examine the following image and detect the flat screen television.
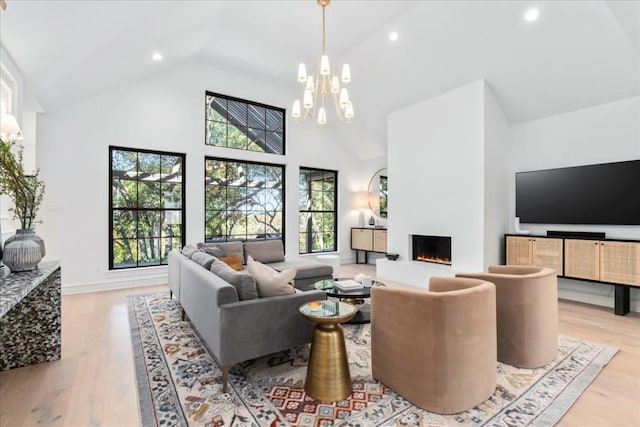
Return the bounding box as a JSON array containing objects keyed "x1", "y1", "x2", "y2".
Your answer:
[{"x1": 515, "y1": 160, "x2": 640, "y2": 225}]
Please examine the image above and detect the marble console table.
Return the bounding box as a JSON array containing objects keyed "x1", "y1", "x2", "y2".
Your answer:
[{"x1": 0, "y1": 261, "x2": 61, "y2": 370}]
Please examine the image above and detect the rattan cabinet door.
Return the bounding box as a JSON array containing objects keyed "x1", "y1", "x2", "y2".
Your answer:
[
  {"x1": 351, "y1": 228, "x2": 373, "y2": 251},
  {"x1": 506, "y1": 236, "x2": 532, "y2": 266},
  {"x1": 532, "y1": 237, "x2": 564, "y2": 275},
  {"x1": 600, "y1": 241, "x2": 640, "y2": 286},
  {"x1": 565, "y1": 239, "x2": 600, "y2": 280},
  {"x1": 373, "y1": 229, "x2": 387, "y2": 253}
]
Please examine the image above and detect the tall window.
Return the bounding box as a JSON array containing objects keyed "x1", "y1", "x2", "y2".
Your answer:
[
  {"x1": 110, "y1": 147, "x2": 185, "y2": 269},
  {"x1": 299, "y1": 168, "x2": 337, "y2": 254},
  {"x1": 205, "y1": 157, "x2": 285, "y2": 243},
  {"x1": 205, "y1": 92, "x2": 285, "y2": 155}
]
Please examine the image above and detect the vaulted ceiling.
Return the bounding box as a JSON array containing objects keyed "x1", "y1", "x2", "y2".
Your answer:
[{"x1": 1, "y1": 0, "x2": 638, "y2": 157}]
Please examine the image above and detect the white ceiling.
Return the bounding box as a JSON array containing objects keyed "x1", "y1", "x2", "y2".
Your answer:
[{"x1": 1, "y1": 0, "x2": 638, "y2": 156}]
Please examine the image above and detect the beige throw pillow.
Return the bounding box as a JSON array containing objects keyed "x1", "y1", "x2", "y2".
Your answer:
[{"x1": 246, "y1": 256, "x2": 296, "y2": 298}]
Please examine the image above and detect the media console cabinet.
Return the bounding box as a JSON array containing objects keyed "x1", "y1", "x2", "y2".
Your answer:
[
  {"x1": 505, "y1": 234, "x2": 639, "y2": 315},
  {"x1": 351, "y1": 227, "x2": 387, "y2": 264}
]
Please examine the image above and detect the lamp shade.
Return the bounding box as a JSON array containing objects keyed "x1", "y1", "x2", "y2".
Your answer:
[
  {"x1": 353, "y1": 191, "x2": 369, "y2": 209},
  {"x1": 0, "y1": 114, "x2": 23, "y2": 141}
]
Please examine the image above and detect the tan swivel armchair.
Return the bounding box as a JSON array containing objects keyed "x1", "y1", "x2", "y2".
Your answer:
[
  {"x1": 456, "y1": 265, "x2": 558, "y2": 368},
  {"x1": 371, "y1": 277, "x2": 497, "y2": 414}
]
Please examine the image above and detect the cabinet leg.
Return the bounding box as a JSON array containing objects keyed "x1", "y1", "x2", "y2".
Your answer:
[
  {"x1": 355, "y1": 250, "x2": 367, "y2": 264},
  {"x1": 614, "y1": 285, "x2": 630, "y2": 316}
]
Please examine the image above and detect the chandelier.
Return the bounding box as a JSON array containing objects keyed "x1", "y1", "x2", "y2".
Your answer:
[{"x1": 291, "y1": 0, "x2": 354, "y2": 126}]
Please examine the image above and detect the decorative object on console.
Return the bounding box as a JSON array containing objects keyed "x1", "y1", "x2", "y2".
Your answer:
[
  {"x1": 353, "y1": 191, "x2": 369, "y2": 227},
  {"x1": 368, "y1": 216, "x2": 375, "y2": 226},
  {"x1": 291, "y1": 0, "x2": 354, "y2": 126},
  {"x1": 385, "y1": 253, "x2": 399, "y2": 261},
  {"x1": 514, "y1": 217, "x2": 531, "y2": 235},
  {"x1": 0, "y1": 115, "x2": 46, "y2": 271}
]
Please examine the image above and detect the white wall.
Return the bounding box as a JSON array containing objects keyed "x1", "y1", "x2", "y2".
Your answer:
[
  {"x1": 36, "y1": 62, "x2": 371, "y2": 292},
  {"x1": 509, "y1": 96, "x2": 640, "y2": 311},
  {"x1": 381, "y1": 80, "x2": 490, "y2": 286},
  {"x1": 483, "y1": 82, "x2": 510, "y2": 268}
]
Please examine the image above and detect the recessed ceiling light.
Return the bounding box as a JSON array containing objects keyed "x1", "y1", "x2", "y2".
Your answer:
[
  {"x1": 152, "y1": 52, "x2": 163, "y2": 62},
  {"x1": 524, "y1": 8, "x2": 540, "y2": 22},
  {"x1": 389, "y1": 31, "x2": 399, "y2": 42}
]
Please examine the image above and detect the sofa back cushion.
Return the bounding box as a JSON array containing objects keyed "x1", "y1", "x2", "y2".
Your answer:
[
  {"x1": 244, "y1": 240, "x2": 285, "y2": 264},
  {"x1": 199, "y1": 241, "x2": 245, "y2": 264},
  {"x1": 200, "y1": 245, "x2": 225, "y2": 258},
  {"x1": 181, "y1": 244, "x2": 198, "y2": 258},
  {"x1": 190, "y1": 251, "x2": 216, "y2": 270},
  {"x1": 210, "y1": 259, "x2": 258, "y2": 301}
]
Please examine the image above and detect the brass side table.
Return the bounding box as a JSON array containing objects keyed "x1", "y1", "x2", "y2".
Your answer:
[{"x1": 299, "y1": 300, "x2": 356, "y2": 402}]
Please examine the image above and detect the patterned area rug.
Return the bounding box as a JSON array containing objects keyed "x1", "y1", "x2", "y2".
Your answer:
[{"x1": 128, "y1": 292, "x2": 618, "y2": 427}]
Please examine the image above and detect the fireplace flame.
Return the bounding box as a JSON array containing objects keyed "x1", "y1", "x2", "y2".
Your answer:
[{"x1": 415, "y1": 255, "x2": 452, "y2": 265}]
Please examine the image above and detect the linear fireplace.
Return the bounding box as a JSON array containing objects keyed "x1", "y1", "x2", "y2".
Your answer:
[{"x1": 412, "y1": 235, "x2": 452, "y2": 265}]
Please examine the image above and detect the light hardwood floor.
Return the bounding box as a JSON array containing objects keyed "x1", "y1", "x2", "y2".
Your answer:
[{"x1": 0, "y1": 264, "x2": 638, "y2": 426}]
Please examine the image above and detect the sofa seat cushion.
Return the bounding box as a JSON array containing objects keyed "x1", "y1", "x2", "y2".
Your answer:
[
  {"x1": 244, "y1": 240, "x2": 285, "y2": 264},
  {"x1": 267, "y1": 259, "x2": 332, "y2": 280},
  {"x1": 210, "y1": 259, "x2": 258, "y2": 301},
  {"x1": 246, "y1": 256, "x2": 296, "y2": 298}
]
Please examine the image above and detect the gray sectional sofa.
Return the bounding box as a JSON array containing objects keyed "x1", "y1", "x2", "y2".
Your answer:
[{"x1": 167, "y1": 239, "x2": 331, "y2": 391}]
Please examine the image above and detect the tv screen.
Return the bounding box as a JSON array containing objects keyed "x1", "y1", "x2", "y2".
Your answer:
[{"x1": 516, "y1": 160, "x2": 640, "y2": 225}]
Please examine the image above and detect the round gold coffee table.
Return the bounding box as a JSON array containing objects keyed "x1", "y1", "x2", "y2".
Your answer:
[{"x1": 299, "y1": 300, "x2": 357, "y2": 402}]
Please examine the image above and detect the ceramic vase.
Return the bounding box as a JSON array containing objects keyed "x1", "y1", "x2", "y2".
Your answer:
[{"x1": 2, "y1": 229, "x2": 43, "y2": 272}]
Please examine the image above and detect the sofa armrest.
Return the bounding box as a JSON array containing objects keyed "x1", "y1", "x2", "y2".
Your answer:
[{"x1": 216, "y1": 290, "x2": 326, "y2": 367}]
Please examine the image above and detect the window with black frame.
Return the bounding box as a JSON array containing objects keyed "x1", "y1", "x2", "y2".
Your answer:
[
  {"x1": 379, "y1": 175, "x2": 388, "y2": 218},
  {"x1": 110, "y1": 147, "x2": 185, "y2": 269},
  {"x1": 204, "y1": 157, "x2": 285, "y2": 243},
  {"x1": 299, "y1": 167, "x2": 337, "y2": 254},
  {"x1": 205, "y1": 92, "x2": 285, "y2": 155}
]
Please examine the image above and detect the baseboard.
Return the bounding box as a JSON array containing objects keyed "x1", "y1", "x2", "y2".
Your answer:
[
  {"x1": 62, "y1": 274, "x2": 168, "y2": 295},
  {"x1": 558, "y1": 288, "x2": 640, "y2": 313}
]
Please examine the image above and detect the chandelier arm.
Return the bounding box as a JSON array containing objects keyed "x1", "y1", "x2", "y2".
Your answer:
[{"x1": 322, "y1": 3, "x2": 326, "y2": 55}]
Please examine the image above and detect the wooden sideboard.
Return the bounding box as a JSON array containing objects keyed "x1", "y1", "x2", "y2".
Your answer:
[
  {"x1": 351, "y1": 227, "x2": 387, "y2": 264},
  {"x1": 505, "y1": 234, "x2": 640, "y2": 315},
  {"x1": 0, "y1": 261, "x2": 61, "y2": 370}
]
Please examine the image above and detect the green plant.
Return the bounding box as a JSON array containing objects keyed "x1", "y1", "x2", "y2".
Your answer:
[{"x1": 0, "y1": 139, "x2": 45, "y2": 230}]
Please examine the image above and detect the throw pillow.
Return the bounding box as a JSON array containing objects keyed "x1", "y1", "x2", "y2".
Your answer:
[
  {"x1": 219, "y1": 255, "x2": 244, "y2": 271},
  {"x1": 210, "y1": 259, "x2": 258, "y2": 301},
  {"x1": 246, "y1": 255, "x2": 296, "y2": 298},
  {"x1": 181, "y1": 244, "x2": 198, "y2": 258},
  {"x1": 198, "y1": 241, "x2": 244, "y2": 264},
  {"x1": 244, "y1": 240, "x2": 285, "y2": 263},
  {"x1": 201, "y1": 245, "x2": 224, "y2": 258}
]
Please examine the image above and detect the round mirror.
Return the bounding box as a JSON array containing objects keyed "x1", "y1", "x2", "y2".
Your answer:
[{"x1": 367, "y1": 168, "x2": 388, "y2": 218}]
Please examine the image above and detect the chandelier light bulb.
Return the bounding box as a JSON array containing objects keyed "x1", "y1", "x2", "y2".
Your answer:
[
  {"x1": 320, "y1": 55, "x2": 331, "y2": 76},
  {"x1": 306, "y1": 75, "x2": 315, "y2": 92},
  {"x1": 341, "y1": 64, "x2": 351, "y2": 83},
  {"x1": 303, "y1": 90, "x2": 314, "y2": 109},
  {"x1": 344, "y1": 102, "x2": 354, "y2": 119},
  {"x1": 297, "y1": 63, "x2": 308, "y2": 82},
  {"x1": 339, "y1": 88, "x2": 350, "y2": 108},
  {"x1": 317, "y1": 107, "x2": 327, "y2": 125},
  {"x1": 331, "y1": 76, "x2": 340, "y2": 94},
  {"x1": 292, "y1": 100, "x2": 301, "y2": 118}
]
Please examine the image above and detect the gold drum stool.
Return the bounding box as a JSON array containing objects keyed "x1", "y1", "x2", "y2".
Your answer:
[{"x1": 299, "y1": 301, "x2": 357, "y2": 402}]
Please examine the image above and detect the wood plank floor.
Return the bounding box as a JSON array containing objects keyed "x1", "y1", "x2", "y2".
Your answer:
[{"x1": 0, "y1": 264, "x2": 638, "y2": 426}]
